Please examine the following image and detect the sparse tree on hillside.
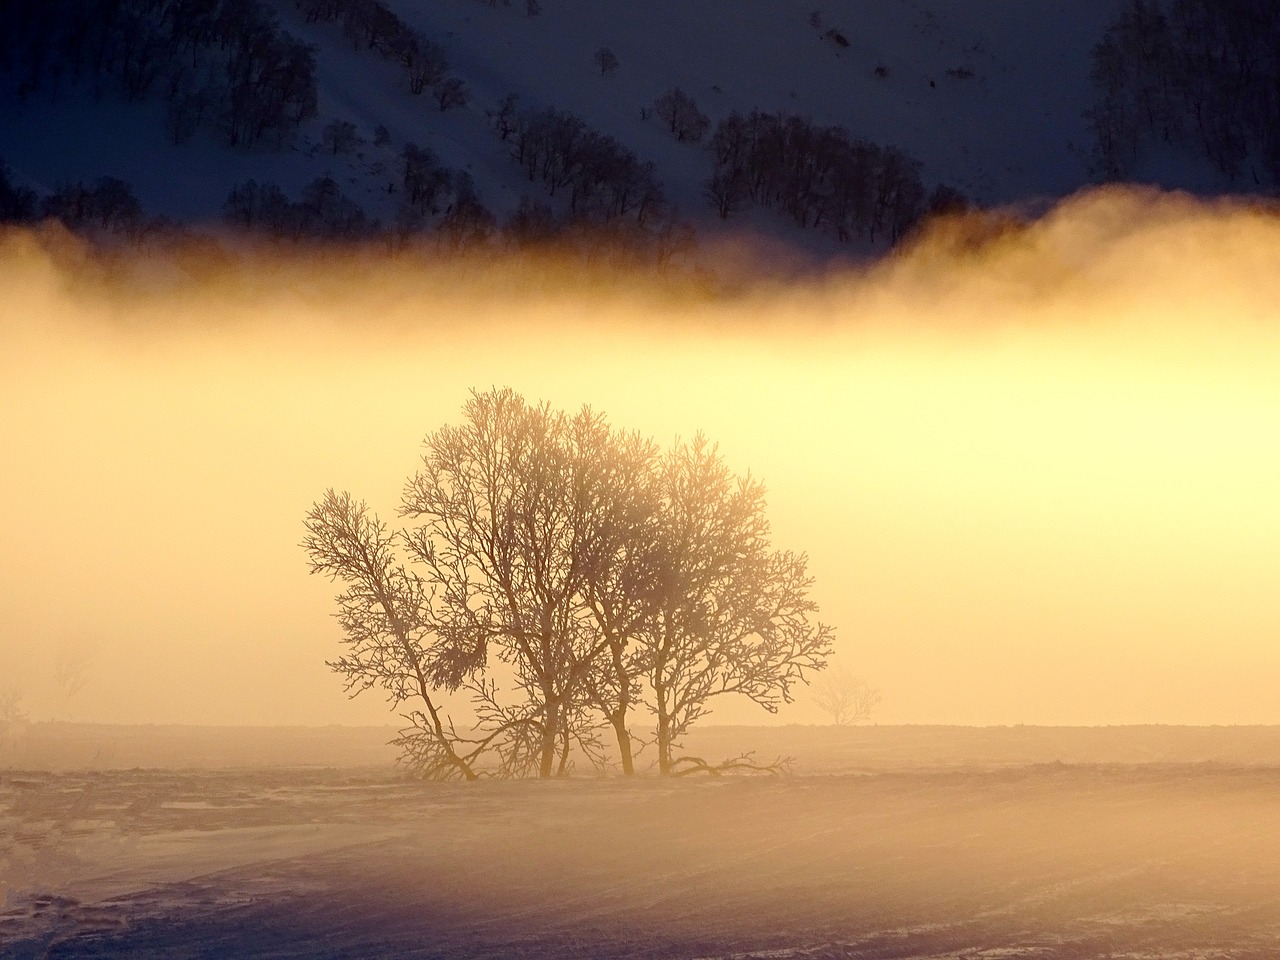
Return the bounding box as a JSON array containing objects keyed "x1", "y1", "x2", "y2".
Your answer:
[
  {"x1": 401, "y1": 142, "x2": 450, "y2": 211},
  {"x1": 223, "y1": 179, "x2": 292, "y2": 234},
  {"x1": 1086, "y1": 0, "x2": 1280, "y2": 186},
  {"x1": 594, "y1": 46, "x2": 619, "y2": 75},
  {"x1": 434, "y1": 76, "x2": 469, "y2": 111},
  {"x1": 653, "y1": 87, "x2": 710, "y2": 142},
  {"x1": 503, "y1": 195, "x2": 558, "y2": 246},
  {"x1": 295, "y1": 175, "x2": 371, "y2": 239},
  {"x1": 322, "y1": 118, "x2": 359, "y2": 154},
  {"x1": 435, "y1": 172, "x2": 495, "y2": 246},
  {"x1": 405, "y1": 35, "x2": 448, "y2": 95},
  {"x1": 489, "y1": 93, "x2": 521, "y2": 140},
  {"x1": 705, "y1": 166, "x2": 750, "y2": 219}
]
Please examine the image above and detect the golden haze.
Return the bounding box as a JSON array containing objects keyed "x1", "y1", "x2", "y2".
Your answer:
[{"x1": 2, "y1": 186, "x2": 1279, "y2": 726}]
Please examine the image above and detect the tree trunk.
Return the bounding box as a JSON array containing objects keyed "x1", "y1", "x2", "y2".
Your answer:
[
  {"x1": 610, "y1": 712, "x2": 634, "y2": 775},
  {"x1": 607, "y1": 638, "x2": 635, "y2": 775},
  {"x1": 556, "y1": 727, "x2": 572, "y2": 777},
  {"x1": 538, "y1": 698, "x2": 559, "y2": 778},
  {"x1": 655, "y1": 692, "x2": 673, "y2": 775}
]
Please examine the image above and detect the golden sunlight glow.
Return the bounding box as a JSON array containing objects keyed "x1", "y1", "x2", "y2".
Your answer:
[{"x1": 3, "y1": 187, "x2": 1279, "y2": 726}]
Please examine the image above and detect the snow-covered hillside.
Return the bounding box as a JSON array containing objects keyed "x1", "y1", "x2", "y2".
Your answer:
[{"x1": 0, "y1": 0, "x2": 1224, "y2": 253}]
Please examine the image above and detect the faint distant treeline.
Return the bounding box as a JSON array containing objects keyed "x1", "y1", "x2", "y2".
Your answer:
[
  {"x1": 0, "y1": 159, "x2": 181, "y2": 241},
  {"x1": 221, "y1": 148, "x2": 496, "y2": 248},
  {"x1": 639, "y1": 86, "x2": 965, "y2": 245},
  {"x1": 702, "y1": 109, "x2": 966, "y2": 244},
  {"x1": 0, "y1": 161, "x2": 39, "y2": 224},
  {"x1": 0, "y1": 0, "x2": 318, "y2": 148},
  {"x1": 223, "y1": 176, "x2": 379, "y2": 243},
  {"x1": 1087, "y1": 0, "x2": 1280, "y2": 187},
  {"x1": 485, "y1": 95, "x2": 692, "y2": 263}
]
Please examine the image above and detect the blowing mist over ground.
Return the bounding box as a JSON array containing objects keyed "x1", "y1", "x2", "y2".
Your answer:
[{"x1": 3, "y1": 186, "x2": 1280, "y2": 728}]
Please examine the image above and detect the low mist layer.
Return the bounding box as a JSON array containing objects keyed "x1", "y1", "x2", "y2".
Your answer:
[
  {"x1": 3, "y1": 186, "x2": 1279, "y2": 726},
  {"x1": 6, "y1": 766, "x2": 1279, "y2": 957}
]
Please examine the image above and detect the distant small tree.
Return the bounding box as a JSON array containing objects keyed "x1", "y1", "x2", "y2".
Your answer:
[
  {"x1": 925, "y1": 183, "x2": 968, "y2": 218},
  {"x1": 435, "y1": 172, "x2": 495, "y2": 246},
  {"x1": 594, "y1": 46, "x2": 619, "y2": 75},
  {"x1": 401, "y1": 142, "x2": 450, "y2": 211},
  {"x1": 406, "y1": 35, "x2": 449, "y2": 95},
  {"x1": 373, "y1": 124, "x2": 392, "y2": 147},
  {"x1": 812, "y1": 665, "x2": 879, "y2": 726},
  {"x1": 503, "y1": 195, "x2": 559, "y2": 246},
  {"x1": 0, "y1": 687, "x2": 27, "y2": 754},
  {"x1": 705, "y1": 167, "x2": 750, "y2": 219},
  {"x1": 164, "y1": 71, "x2": 214, "y2": 145},
  {"x1": 653, "y1": 87, "x2": 709, "y2": 142},
  {"x1": 488, "y1": 93, "x2": 521, "y2": 140},
  {"x1": 526, "y1": 0, "x2": 541, "y2": 16},
  {"x1": 434, "y1": 76, "x2": 470, "y2": 111},
  {"x1": 296, "y1": 175, "x2": 371, "y2": 239},
  {"x1": 223, "y1": 179, "x2": 292, "y2": 235},
  {"x1": 55, "y1": 641, "x2": 93, "y2": 700},
  {"x1": 322, "y1": 118, "x2": 359, "y2": 154}
]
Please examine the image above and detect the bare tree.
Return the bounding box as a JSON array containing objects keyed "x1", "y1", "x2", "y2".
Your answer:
[
  {"x1": 569, "y1": 415, "x2": 664, "y2": 775},
  {"x1": 812, "y1": 665, "x2": 879, "y2": 725},
  {"x1": 593, "y1": 46, "x2": 619, "y2": 75},
  {"x1": 653, "y1": 87, "x2": 709, "y2": 142},
  {"x1": 55, "y1": 640, "x2": 94, "y2": 701},
  {"x1": 321, "y1": 118, "x2": 359, "y2": 154},
  {"x1": 302, "y1": 490, "x2": 485, "y2": 780},
  {"x1": 406, "y1": 35, "x2": 448, "y2": 95},
  {"x1": 640, "y1": 437, "x2": 833, "y2": 774},
  {"x1": 433, "y1": 76, "x2": 469, "y2": 111},
  {"x1": 307, "y1": 390, "x2": 834, "y2": 778},
  {"x1": 0, "y1": 687, "x2": 28, "y2": 754},
  {"x1": 399, "y1": 390, "x2": 605, "y2": 778}
]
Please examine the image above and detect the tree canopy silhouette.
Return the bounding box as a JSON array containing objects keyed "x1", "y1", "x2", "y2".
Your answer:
[{"x1": 303, "y1": 388, "x2": 833, "y2": 778}]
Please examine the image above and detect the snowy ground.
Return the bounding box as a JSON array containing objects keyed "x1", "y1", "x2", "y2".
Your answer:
[{"x1": 3, "y1": 762, "x2": 1279, "y2": 958}]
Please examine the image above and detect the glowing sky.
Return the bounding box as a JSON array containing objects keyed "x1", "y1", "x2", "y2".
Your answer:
[{"x1": 3, "y1": 187, "x2": 1279, "y2": 726}]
